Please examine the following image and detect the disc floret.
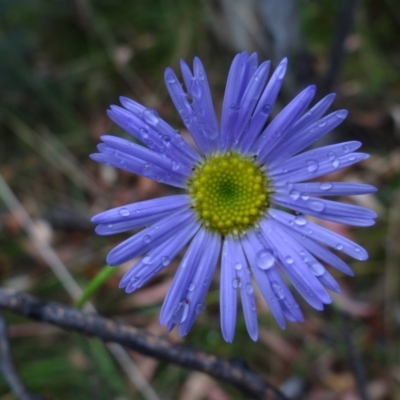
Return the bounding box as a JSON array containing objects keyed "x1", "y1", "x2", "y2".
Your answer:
[{"x1": 188, "y1": 152, "x2": 271, "y2": 235}]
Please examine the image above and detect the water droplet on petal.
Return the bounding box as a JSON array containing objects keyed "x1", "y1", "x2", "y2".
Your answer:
[
  {"x1": 195, "y1": 302, "x2": 205, "y2": 314},
  {"x1": 301, "y1": 193, "x2": 310, "y2": 201},
  {"x1": 318, "y1": 120, "x2": 327, "y2": 127},
  {"x1": 272, "y1": 282, "x2": 285, "y2": 299},
  {"x1": 143, "y1": 109, "x2": 160, "y2": 125},
  {"x1": 246, "y1": 284, "x2": 254, "y2": 294},
  {"x1": 234, "y1": 262, "x2": 242, "y2": 271},
  {"x1": 319, "y1": 182, "x2": 332, "y2": 191},
  {"x1": 162, "y1": 256, "x2": 170, "y2": 266},
  {"x1": 166, "y1": 72, "x2": 176, "y2": 83},
  {"x1": 285, "y1": 256, "x2": 294, "y2": 264},
  {"x1": 256, "y1": 250, "x2": 275, "y2": 270},
  {"x1": 289, "y1": 190, "x2": 300, "y2": 200},
  {"x1": 119, "y1": 208, "x2": 130, "y2": 217},
  {"x1": 332, "y1": 158, "x2": 340, "y2": 168},
  {"x1": 188, "y1": 282, "x2": 195, "y2": 291},
  {"x1": 307, "y1": 160, "x2": 319, "y2": 173},
  {"x1": 309, "y1": 200, "x2": 325, "y2": 212},
  {"x1": 142, "y1": 255, "x2": 152, "y2": 265},
  {"x1": 328, "y1": 152, "x2": 336, "y2": 161},
  {"x1": 107, "y1": 223, "x2": 113, "y2": 228},
  {"x1": 343, "y1": 144, "x2": 350, "y2": 153},
  {"x1": 162, "y1": 135, "x2": 171, "y2": 145},
  {"x1": 143, "y1": 235, "x2": 152, "y2": 244},
  {"x1": 233, "y1": 278, "x2": 241, "y2": 288},
  {"x1": 190, "y1": 78, "x2": 202, "y2": 98},
  {"x1": 139, "y1": 127, "x2": 148, "y2": 138},
  {"x1": 294, "y1": 215, "x2": 307, "y2": 226},
  {"x1": 337, "y1": 110, "x2": 347, "y2": 119},
  {"x1": 354, "y1": 246, "x2": 361, "y2": 252},
  {"x1": 309, "y1": 262, "x2": 325, "y2": 276},
  {"x1": 262, "y1": 104, "x2": 271, "y2": 114},
  {"x1": 336, "y1": 243, "x2": 344, "y2": 250}
]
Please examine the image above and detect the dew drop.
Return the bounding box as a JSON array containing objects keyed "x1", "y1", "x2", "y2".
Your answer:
[
  {"x1": 230, "y1": 103, "x2": 240, "y2": 111},
  {"x1": 262, "y1": 104, "x2": 271, "y2": 114},
  {"x1": 107, "y1": 223, "x2": 113, "y2": 228},
  {"x1": 190, "y1": 78, "x2": 202, "y2": 98},
  {"x1": 354, "y1": 246, "x2": 361, "y2": 252},
  {"x1": 188, "y1": 282, "x2": 195, "y2": 292},
  {"x1": 309, "y1": 200, "x2": 325, "y2": 212},
  {"x1": 142, "y1": 255, "x2": 152, "y2": 265},
  {"x1": 271, "y1": 282, "x2": 285, "y2": 299},
  {"x1": 162, "y1": 256, "x2": 170, "y2": 266},
  {"x1": 234, "y1": 262, "x2": 242, "y2": 271},
  {"x1": 143, "y1": 235, "x2": 152, "y2": 244},
  {"x1": 307, "y1": 160, "x2": 319, "y2": 173},
  {"x1": 139, "y1": 127, "x2": 148, "y2": 138},
  {"x1": 318, "y1": 120, "x2": 327, "y2": 127},
  {"x1": 162, "y1": 135, "x2": 171, "y2": 145},
  {"x1": 332, "y1": 158, "x2": 340, "y2": 168},
  {"x1": 289, "y1": 190, "x2": 300, "y2": 200},
  {"x1": 343, "y1": 144, "x2": 350, "y2": 153},
  {"x1": 233, "y1": 278, "x2": 241, "y2": 289},
  {"x1": 309, "y1": 262, "x2": 325, "y2": 276},
  {"x1": 172, "y1": 161, "x2": 180, "y2": 171},
  {"x1": 336, "y1": 243, "x2": 344, "y2": 250},
  {"x1": 246, "y1": 284, "x2": 254, "y2": 294},
  {"x1": 285, "y1": 256, "x2": 294, "y2": 264},
  {"x1": 294, "y1": 215, "x2": 307, "y2": 226},
  {"x1": 301, "y1": 193, "x2": 310, "y2": 201},
  {"x1": 337, "y1": 110, "x2": 347, "y2": 119},
  {"x1": 143, "y1": 109, "x2": 160, "y2": 125},
  {"x1": 256, "y1": 250, "x2": 275, "y2": 270},
  {"x1": 165, "y1": 72, "x2": 176, "y2": 83},
  {"x1": 195, "y1": 302, "x2": 205, "y2": 314},
  {"x1": 119, "y1": 208, "x2": 130, "y2": 217},
  {"x1": 328, "y1": 152, "x2": 336, "y2": 161},
  {"x1": 319, "y1": 182, "x2": 332, "y2": 191}
]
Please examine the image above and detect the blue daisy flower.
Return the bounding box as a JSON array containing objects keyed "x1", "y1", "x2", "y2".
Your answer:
[{"x1": 91, "y1": 52, "x2": 377, "y2": 342}]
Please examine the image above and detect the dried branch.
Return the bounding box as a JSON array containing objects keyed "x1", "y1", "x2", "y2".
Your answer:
[
  {"x1": 0, "y1": 312, "x2": 43, "y2": 400},
  {"x1": 0, "y1": 288, "x2": 288, "y2": 400}
]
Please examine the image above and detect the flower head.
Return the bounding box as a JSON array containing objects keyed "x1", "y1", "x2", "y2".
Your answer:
[{"x1": 91, "y1": 52, "x2": 376, "y2": 342}]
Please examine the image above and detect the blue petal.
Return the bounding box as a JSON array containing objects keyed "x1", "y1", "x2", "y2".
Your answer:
[
  {"x1": 273, "y1": 193, "x2": 376, "y2": 226},
  {"x1": 160, "y1": 228, "x2": 208, "y2": 325},
  {"x1": 259, "y1": 219, "x2": 331, "y2": 309},
  {"x1": 253, "y1": 85, "x2": 317, "y2": 163},
  {"x1": 268, "y1": 208, "x2": 368, "y2": 260},
  {"x1": 120, "y1": 220, "x2": 200, "y2": 292},
  {"x1": 241, "y1": 233, "x2": 286, "y2": 328},
  {"x1": 275, "y1": 182, "x2": 377, "y2": 197},
  {"x1": 239, "y1": 58, "x2": 287, "y2": 154},
  {"x1": 220, "y1": 237, "x2": 238, "y2": 342},
  {"x1": 92, "y1": 195, "x2": 189, "y2": 224},
  {"x1": 178, "y1": 232, "x2": 221, "y2": 337},
  {"x1": 107, "y1": 208, "x2": 194, "y2": 265}
]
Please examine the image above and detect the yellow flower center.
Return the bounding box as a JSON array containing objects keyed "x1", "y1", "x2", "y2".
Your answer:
[{"x1": 188, "y1": 152, "x2": 271, "y2": 236}]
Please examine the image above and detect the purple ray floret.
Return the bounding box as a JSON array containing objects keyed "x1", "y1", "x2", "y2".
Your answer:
[{"x1": 91, "y1": 52, "x2": 377, "y2": 342}]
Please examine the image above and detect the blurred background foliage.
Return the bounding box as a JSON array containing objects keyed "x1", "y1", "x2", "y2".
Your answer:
[{"x1": 0, "y1": 0, "x2": 399, "y2": 399}]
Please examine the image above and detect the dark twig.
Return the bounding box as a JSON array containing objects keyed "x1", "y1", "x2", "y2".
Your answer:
[
  {"x1": 341, "y1": 312, "x2": 369, "y2": 400},
  {"x1": 0, "y1": 312, "x2": 42, "y2": 400},
  {"x1": 0, "y1": 288, "x2": 288, "y2": 400}
]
